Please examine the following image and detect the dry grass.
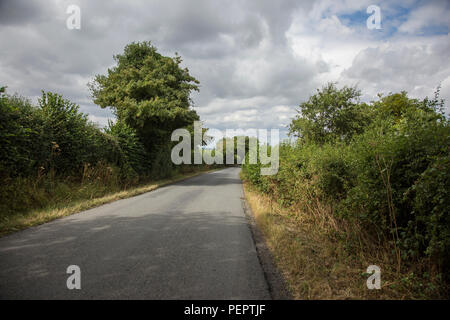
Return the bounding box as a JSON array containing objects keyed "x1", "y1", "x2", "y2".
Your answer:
[
  {"x1": 243, "y1": 181, "x2": 441, "y2": 299},
  {"x1": 0, "y1": 168, "x2": 218, "y2": 237}
]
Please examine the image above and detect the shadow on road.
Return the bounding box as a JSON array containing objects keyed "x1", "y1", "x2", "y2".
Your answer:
[{"x1": 0, "y1": 207, "x2": 266, "y2": 299}]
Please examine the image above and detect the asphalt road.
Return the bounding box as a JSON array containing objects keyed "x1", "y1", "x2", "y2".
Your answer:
[{"x1": 0, "y1": 167, "x2": 271, "y2": 299}]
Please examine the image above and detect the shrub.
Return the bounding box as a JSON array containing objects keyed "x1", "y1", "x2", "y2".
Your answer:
[
  {"x1": 242, "y1": 86, "x2": 449, "y2": 292},
  {"x1": 104, "y1": 120, "x2": 150, "y2": 180}
]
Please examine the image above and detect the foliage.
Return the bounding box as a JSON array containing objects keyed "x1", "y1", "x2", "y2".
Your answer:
[
  {"x1": 104, "y1": 120, "x2": 150, "y2": 179},
  {"x1": 216, "y1": 135, "x2": 257, "y2": 165},
  {"x1": 1, "y1": 42, "x2": 213, "y2": 224},
  {"x1": 243, "y1": 85, "x2": 449, "y2": 294},
  {"x1": 0, "y1": 92, "x2": 42, "y2": 177},
  {"x1": 289, "y1": 83, "x2": 371, "y2": 144},
  {"x1": 38, "y1": 91, "x2": 124, "y2": 174},
  {"x1": 89, "y1": 41, "x2": 200, "y2": 158}
]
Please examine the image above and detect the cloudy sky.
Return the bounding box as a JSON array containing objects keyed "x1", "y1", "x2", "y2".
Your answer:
[{"x1": 1, "y1": 0, "x2": 449, "y2": 138}]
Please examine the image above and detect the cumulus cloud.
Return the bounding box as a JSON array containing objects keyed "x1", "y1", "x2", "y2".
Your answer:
[
  {"x1": 398, "y1": 0, "x2": 450, "y2": 35},
  {"x1": 341, "y1": 35, "x2": 450, "y2": 103},
  {"x1": 0, "y1": 0, "x2": 449, "y2": 134}
]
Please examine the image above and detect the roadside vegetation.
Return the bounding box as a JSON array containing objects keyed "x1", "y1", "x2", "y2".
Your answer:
[
  {"x1": 242, "y1": 83, "x2": 449, "y2": 299},
  {"x1": 0, "y1": 167, "x2": 217, "y2": 237},
  {"x1": 1, "y1": 39, "x2": 448, "y2": 299},
  {"x1": 0, "y1": 42, "x2": 221, "y2": 235}
]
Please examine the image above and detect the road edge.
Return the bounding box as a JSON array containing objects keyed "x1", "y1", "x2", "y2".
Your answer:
[
  {"x1": 0, "y1": 167, "x2": 225, "y2": 238},
  {"x1": 240, "y1": 184, "x2": 292, "y2": 300}
]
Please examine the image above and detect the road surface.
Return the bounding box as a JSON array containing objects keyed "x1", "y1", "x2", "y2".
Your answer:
[{"x1": 0, "y1": 167, "x2": 270, "y2": 299}]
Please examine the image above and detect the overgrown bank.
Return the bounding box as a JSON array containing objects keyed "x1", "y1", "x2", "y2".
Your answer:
[
  {"x1": 0, "y1": 166, "x2": 218, "y2": 237},
  {"x1": 241, "y1": 84, "x2": 449, "y2": 299}
]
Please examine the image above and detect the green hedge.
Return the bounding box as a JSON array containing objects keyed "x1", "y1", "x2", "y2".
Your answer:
[{"x1": 242, "y1": 86, "x2": 449, "y2": 283}]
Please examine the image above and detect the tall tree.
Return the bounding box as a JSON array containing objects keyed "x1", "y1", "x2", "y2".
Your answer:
[
  {"x1": 89, "y1": 41, "x2": 200, "y2": 155},
  {"x1": 289, "y1": 83, "x2": 369, "y2": 144}
]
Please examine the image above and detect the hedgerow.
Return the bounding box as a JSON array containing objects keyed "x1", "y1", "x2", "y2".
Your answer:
[{"x1": 242, "y1": 84, "x2": 449, "y2": 295}]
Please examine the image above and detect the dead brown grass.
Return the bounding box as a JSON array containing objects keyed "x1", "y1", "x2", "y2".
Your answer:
[{"x1": 243, "y1": 181, "x2": 440, "y2": 299}]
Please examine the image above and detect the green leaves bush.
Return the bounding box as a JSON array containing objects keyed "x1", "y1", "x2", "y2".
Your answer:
[
  {"x1": 0, "y1": 89, "x2": 145, "y2": 216},
  {"x1": 408, "y1": 156, "x2": 449, "y2": 264},
  {"x1": 242, "y1": 83, "x2": 449, "y2": 288},
  {"x1": 104, "y1": 119, "x2": 150, "y2": 180},
  {"x1": 38, "y1": 91, "x2": 124, "y2": 174}
]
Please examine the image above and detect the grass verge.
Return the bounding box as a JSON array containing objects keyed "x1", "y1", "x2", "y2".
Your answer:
[
  {"x1": 0, "y1": 167, "x2": 219, "y2": 237},
  {"x1": 242, "y1": 181, "x2": 444, "y2": 299}
]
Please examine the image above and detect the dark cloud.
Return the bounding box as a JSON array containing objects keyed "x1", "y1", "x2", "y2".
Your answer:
[
  {"x1": 0, "y1": 0, "x2": 318, "y2": 128},
  {"x1": 0, "y1": 0, "x2": 47, "y2": 25},
  {"x1": 0, "y1": 0, "x2": 448, "y2": 128}
]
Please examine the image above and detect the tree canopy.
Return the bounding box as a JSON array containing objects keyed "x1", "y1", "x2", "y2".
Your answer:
[
  {"x1": 89, "y1": 41, "x2": 200, "y2": 151},
  {"x1": 289, "y1": 83, "x2": 370, "y2": 144}
]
